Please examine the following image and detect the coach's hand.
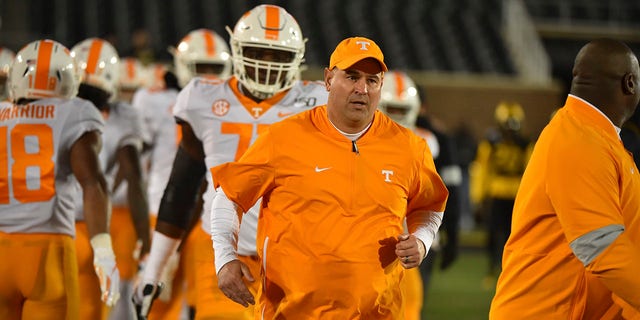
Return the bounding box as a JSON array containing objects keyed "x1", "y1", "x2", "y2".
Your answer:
[
  {"x1": 395, "y1": 233, "x2": 425, "y2": 269},
  {"x1": 218, "y1": 260, "x2": 255, "y2": 307}
]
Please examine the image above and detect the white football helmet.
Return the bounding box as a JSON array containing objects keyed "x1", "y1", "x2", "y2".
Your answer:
[
  {"x1": 172, "y1": 29, "x2": 231, "y2": 87},
  {"x1": 119, "y1": 57, "x2": 147, "y2": 90},
  {"x1": 379, "y1": 71, "x2": 421, "y2": 129},
  {"x1": 71, "y1": 38, "x2": 120, "y2": 99},
  {"x1": 8, "y1": 39, "x2": 79, "y2": 101},
  {"x1": 228, "y1": 4, "x2": 305, "y2": 99}
]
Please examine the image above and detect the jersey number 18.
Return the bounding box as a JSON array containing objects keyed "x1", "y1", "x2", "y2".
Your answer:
[{"x1": 0, "y1": 124, "x2": 55, "y2": 204}]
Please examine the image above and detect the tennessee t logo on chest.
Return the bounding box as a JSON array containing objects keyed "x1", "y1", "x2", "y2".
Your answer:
[
  {"x1": 381, "y1": 170, "x2": 394, "y2": 182},
  {"x1": 251, "y1": 107, "x2": 264, "y2": 117}
]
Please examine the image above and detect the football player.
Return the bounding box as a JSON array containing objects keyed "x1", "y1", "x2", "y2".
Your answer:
[
  {"x1": 471, "y1": 101, "x2": 533, "y2": 288},
  {"x1": 71, "y1": 38, "x2": 150, "y2": 320},
  {"x1": 133, "y1": 5, "x2": 328, "y2": 319},
  {"x1": 132, "y1": 28, "x2": 233, "y2": 319},
  {"x1": 0, "y1": 39, "x2": 118, "y2": 319}
]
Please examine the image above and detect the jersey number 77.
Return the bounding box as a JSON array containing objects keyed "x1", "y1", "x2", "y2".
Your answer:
[{"x1": 221, "y1": 122, "x2": 269, "y2": 161}]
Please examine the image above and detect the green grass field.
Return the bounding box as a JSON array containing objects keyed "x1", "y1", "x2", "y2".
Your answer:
[{"x1": 422, "y1": 230, "x2": 496, "y2": 319}]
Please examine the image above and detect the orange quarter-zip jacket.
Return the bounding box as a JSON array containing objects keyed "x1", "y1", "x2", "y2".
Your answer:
[{"x1": 211, "y1": 106, "x2": 448, "y2": 319}]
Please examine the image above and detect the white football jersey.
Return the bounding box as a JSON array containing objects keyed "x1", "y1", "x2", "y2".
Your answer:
[
  {"x1": 74, "y1": 101, "x2": 144, "y2": 219},
  {"x1": 174, "y1": 77, "x2": 328, "y2": 255},
  {"x1": 103, "y1": 101, "x2": 145, "y2": 206},
  {"x1": 132, "y1": 87, "x2": 180, "y2": 215},
  {"x1": 0, "y1": 98, "x2": 104, "y2": 235}
]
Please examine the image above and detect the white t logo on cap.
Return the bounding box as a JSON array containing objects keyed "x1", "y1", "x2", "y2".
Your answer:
[{"x1": 356, "y1": 41, "x2": 370, "y2": 50}]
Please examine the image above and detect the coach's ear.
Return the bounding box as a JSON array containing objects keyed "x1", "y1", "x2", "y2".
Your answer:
[{"x1": 324, "y1": 67, "x2": 334, "y2": 91}]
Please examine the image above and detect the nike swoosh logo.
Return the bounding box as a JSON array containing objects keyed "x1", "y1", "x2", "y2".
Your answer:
[
  {"x1": 278, "y1": 111, "x2": 293, "y2": 118},
  {"x1": 315, "y1": 166, "x2": 331, "y2": 172}
]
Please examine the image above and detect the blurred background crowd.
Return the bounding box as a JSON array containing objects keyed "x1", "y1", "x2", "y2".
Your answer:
[{"x1": 2, "y1": 0, "x2": 639, "y2": 141}]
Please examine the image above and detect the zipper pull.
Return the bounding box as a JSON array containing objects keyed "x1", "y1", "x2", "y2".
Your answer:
[{"x1": 352, "y1": 140, "x2": 359, "y2": 155}]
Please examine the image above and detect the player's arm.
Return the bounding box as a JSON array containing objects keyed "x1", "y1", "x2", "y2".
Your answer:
[
  {"x1": 133, "y1": 121, "x2": 206, "y2": 317},
  {"x1": 116, "y1": 144, "x2": 152, "y2": 256},
  {"x1": 178, "y1": 178, "x2": 208, "y2": 252},
  {"x1": 72, "y1": 130, "x2": 110, "y2": 237},
  {"x1": 155, "y1": 120, "x2": 206, "y2": 238},
  {"x1": 70, "y1": 130, "x2": 120, "y2": 306}
]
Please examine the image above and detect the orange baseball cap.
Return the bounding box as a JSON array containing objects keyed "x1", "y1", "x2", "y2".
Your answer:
[{"x1": 329, "y1": 37, "x2": 388, "y2": 72}]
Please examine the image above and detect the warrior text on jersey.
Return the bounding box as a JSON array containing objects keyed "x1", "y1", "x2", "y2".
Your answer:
[{"x1": 0, "y1": 104, "x2": 55, "y2": 121}]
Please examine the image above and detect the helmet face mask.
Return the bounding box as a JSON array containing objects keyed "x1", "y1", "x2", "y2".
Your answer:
[
  {"x1": 173, "y1": 29, "x2": 231, "y2": 87},
  {"x1": 379, "y1": 71, "x2": 420, "y2": 129},
  {"x1": 503, "y1": 117, "x2": 521, "y2": 131},
  {"x1": 193, "y1": 62, "x2": 226, "y2": 76},
  {"x1": 71, "y1": 38, "x2": 120, "y2": 101},
  {"x1": 240, "y1": 46, "x2": 296, "y2": 87},
  {"x1": 9, "y1": 39, "x2": 79, "y2": 102},
  {"x1": 379, "y1": 102, "x2": 416, "y2": 127},
  {"x1": 229, "y1": 4, "x2": 305, "y2": 99}
]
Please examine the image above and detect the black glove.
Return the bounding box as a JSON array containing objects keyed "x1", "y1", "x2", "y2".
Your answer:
[{"x1": 132, "y1": 282, "x2": 164, "y2": 320}]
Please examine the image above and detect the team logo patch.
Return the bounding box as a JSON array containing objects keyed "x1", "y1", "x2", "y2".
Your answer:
[{"x1": 211, "y1": 99, "x2": 230, "y2": 116}]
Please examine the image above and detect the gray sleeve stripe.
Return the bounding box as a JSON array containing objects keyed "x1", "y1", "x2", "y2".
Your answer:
[{"x1": 569, "y1": 224, "x2": 624, "y2": 266}]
